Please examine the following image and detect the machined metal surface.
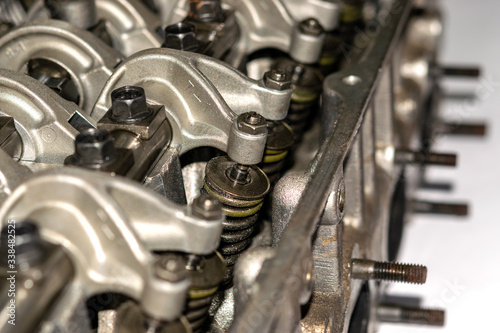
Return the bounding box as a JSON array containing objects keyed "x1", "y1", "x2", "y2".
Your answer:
[
  {"x1": 0, "y1": 20, "x2": 123, "y2": 112},
  {"x1": 96, "y1": 0, "x2": 163, "y2": 56},
  {"x1": 92, "y1": 48, "x2": 292, "y2": 153},
  {"x1": 0, "y1": 69, "x2": 94, "y2": 167},
  {"x1": 0, "y1": 0, "x2": 478, "y2": 332}
]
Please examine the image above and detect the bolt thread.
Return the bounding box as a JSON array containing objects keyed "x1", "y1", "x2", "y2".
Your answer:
[
  {"x1": 413, "y1": 200, "x2": 468, "y2": 216},
  {"x1": 442, "y1": 123, "x2": 486, "y2": 136},
  {"x1": 400, "y1": 308, "x2": 445, "y2": 326},
  {"x1": 439, "y1": 66, "x2": 481, "y2": 78},
  {"x1": 373, "y1": 262, "x2": 427, "y2": 284},
  {"x1": 424, "y1": 152, "x2": 457, "y2": 166},
  {"x1": 395, "y1": 150, "x2": 457, "y2": 167}
]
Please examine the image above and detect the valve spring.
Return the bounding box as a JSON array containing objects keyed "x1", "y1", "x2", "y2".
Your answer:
[
  {"x1": 185, "y1": 293, "x2": 215, "y2": 332},
  {"x1": 203, "y1": 156, "x2": 270, "y2": 285},
  {"x1": 338, "y1": 0, "x2": 366, "y2": 47},
  {"x1": 261, "y1": 152, "x2": 287, "y2": 185},
  {"x1": 203, "y1": 184, "x2": 264, "y2": 284},
  {"x1": 260, "y1": 121, "x2": 295, "y2": 185},
  {"x1": 184, "y1": 253, "x2": 225, "y2": 332},
  {"x1": 341, "y1": 1, "x2": 364, "y2": 25},
  {"x1": 273, "y1": 60, "x2": 323, "y2": 143},
  {"x1": 286, "y1": 89, "x2": 321, "y2": 140},
  {"x1": 318, "y1": 32, "x2": 343, "y2": 76}
]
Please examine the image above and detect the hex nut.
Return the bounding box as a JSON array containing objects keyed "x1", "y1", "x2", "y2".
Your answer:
[
  {"x1": 191, "y1": 193, "x2": 223, "y2": 221},
  {"x1": 0, "y1": 220, "x2": 46, "y2": 266},
  {"x1": 189, "y1": 0, "x2": 224, "y2": 23},
  {"x1": 264, "y1": 70, "x2": 292, "y2": 91},
  {"x1": 154, "y1": 254, "x2": 187, "y2": 283},
  {"x1": 237, "y1": 112, "x2": 268, "y2": 136},
  {"x1": 74, "y1": 128, "x2": 118, "y2": 167},
  {"x1": 299, "y1": 18, "x2": 324, "y2": 36},
  {"x1": 163, "y1": 22, "x2": 199, "y2": 52},
  {"x1": 111, "y1": 86, "x2": 151, "y2": 124}
]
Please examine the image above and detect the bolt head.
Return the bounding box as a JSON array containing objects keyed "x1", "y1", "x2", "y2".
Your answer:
[
  {"x1": 237, "y1": 112, "x2": 268, "y2": 135},
  {"x1": 191, "y1": 193, "x2": 223, "y2": 221},
  {"x1": 164, "y1": 22, "x2": 199, "y2": 52},
  {"x1": 154, "y1": 254, "x2": 187, "y2": 282},
  {"x1": 189, "y1": 0, "x2": 224, "y2": 22},
  {"x1": 264, "y1": 70, "x2": 292, "y2": 91},
  {"x1": 111, "y1": 86, "x2": 151, "y2": 124},
  {"x1": 0, "y1": 220, "x2": 46, "y2": 266},
  {"x1": 74, "y1": 128, "x2": 117, "y2": 167},
  {"x1": 299, "y1": 18, "x2": 324, "y2": 36}
]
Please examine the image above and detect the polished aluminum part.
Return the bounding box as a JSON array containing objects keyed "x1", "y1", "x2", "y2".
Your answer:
[
  {"x1": 227, "y1": 112, "x2": 268, "y2": 165},
  {"x1": 96, "y1": 0, "x2": 162, "y2": 56},
  {"x1": 289, "y1": 19, "x2": 326, "y2": 65},
  {"x1": 0, "y1": 20, "x2": 122, "y2": 112},
  {"x1": 282, "y1": 0, "x2": 341, "y2": 31},
  {"x1": 48, "y1": 0, "x2": 98, "y2": 30},
  {"x1": 92, "y1": 48, "x2": 291, "y2": 153},
  {"x1": 0, "y1": 69, "x2": 94, "y2": 167},
  {"x1": 0, "y1": 167, "x2": 222, "y2": 331}
]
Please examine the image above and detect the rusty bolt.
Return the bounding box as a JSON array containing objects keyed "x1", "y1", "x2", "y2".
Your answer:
[
  {"x1": 264, "y1": 70, "x2": 292, "y2": 91},
  {"x1": 351, "y1": 259, "x2": 427, "y2": 284},
  {"x1": 237, "y1": 112, "x2": 268, "y2": 136}
]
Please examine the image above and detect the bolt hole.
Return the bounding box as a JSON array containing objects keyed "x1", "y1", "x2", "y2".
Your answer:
[{"x1": 342, "y1": 75, "x2": 362, "y2": 86}]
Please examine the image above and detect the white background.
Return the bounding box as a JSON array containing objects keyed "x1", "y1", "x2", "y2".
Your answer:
[{"x1": 379, "y1": 0, "x2": 499, "y2": 332}]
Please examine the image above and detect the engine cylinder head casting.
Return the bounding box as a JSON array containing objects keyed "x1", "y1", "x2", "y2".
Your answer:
[{"x1": 0, "y1": 0, "x2": 483, "y2": 332}]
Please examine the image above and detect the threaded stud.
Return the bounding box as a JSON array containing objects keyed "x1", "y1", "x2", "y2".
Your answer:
[
  {"x1": 377, "y1": 304, "x2": 445, "y2": 326},
  {"x1": 395, "y1": 149, "x2": 457, "y2": 167},
  {"x1": 351, "y1": 259, "x2": 427, "y2": 284}
]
